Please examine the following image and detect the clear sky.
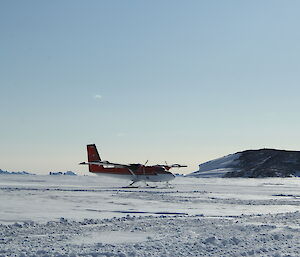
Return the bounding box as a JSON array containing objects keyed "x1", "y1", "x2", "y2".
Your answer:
[{"x1": 1, "y1": 1, "x2": 300, "y2": 175}]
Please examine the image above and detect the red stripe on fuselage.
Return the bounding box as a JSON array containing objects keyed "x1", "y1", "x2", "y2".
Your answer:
[{"x1": 89, "y1": 165, "x2": 169, "y2": 175}]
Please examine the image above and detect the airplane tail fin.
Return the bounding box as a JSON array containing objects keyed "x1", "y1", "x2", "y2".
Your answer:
[
  {"x1": 87, "y1": 144, "x2": 104, "y2": 172},
  {"x1": 87, "y1": 144, "x2": 101, "y2": 162}
]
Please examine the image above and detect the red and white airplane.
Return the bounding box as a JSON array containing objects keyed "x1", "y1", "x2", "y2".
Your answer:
[{"x1": 79, "y1": 144, "x2": 187, "y2": 187}]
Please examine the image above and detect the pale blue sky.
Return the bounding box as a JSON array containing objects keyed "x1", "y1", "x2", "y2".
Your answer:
[{"x1": 1, "y1": 1, "x2": 300, "y2": 174}]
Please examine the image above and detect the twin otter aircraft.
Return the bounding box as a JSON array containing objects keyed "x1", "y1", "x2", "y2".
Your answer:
[{"x1": 80, "y1": 144, "x2": 187, "y2": 187}]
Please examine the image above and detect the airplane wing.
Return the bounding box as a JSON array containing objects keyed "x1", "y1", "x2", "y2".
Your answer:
[
  {"x1": 155, "y1": 163, "x2": 187, "y2": 169},
  {"x1": 79, "y1": 161, "x2": 131, "y2": 169},
  {"x1": 79, "y1": 161, "x2": 139, "y2": 177},
  {"x1": 170, "y1": 164, "x2": 188, "y2": 168}
]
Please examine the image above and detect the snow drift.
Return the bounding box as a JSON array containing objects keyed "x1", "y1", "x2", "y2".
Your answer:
[{"x1": 188, "y1": 153, "x2": 241, "y2": 178}]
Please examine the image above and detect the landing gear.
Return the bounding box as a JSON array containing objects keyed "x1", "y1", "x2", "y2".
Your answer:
[
  {"x1": 129, "y1": 181, "x2": 137, "y2": 187},
  {"x1": 123, "y1": 181, "x2": 139, "y2": 188},
  {"x1": 122, "y1": 181, "x2": 157, "y2": 188}
]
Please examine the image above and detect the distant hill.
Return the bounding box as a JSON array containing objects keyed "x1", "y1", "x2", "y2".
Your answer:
[
  {"x1": 49, "y1": 171, "x2": 77, "y2": 176},
  {"x1": 0, "y1": 169, "x2": 35, "y2": 175},
  {"x1": 188, "y1": 149, "x2": 300, "y2": 178}
]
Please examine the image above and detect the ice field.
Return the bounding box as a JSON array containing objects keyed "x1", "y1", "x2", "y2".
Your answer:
[{"x1": 1, "y1": 174, "x2": 300, "y2": 256}]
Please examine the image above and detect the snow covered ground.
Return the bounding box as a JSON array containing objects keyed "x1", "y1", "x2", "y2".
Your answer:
[
  {"x1": 188, "y1": 153, "x2": 241, "y2": 177},
  {"x1": 1, "y1": 174, "x2": 300, "y2": 256}
]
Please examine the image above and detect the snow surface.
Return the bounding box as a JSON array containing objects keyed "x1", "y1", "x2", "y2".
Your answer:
[
  {"x1": 1, "y1": 174, "x2": 300, "y2": 256},
  {"x1": 188, "y1": 153, "x2": 241, "y2": 177}
]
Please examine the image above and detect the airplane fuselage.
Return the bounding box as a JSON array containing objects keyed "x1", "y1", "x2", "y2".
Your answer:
[{"x1": 90, "y1": 165, "x2": 175, "y2": 182}]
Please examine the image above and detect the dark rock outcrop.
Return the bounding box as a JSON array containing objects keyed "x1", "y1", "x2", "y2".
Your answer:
[
  {"x1": 49, "y1": 171, "x2": 77, "y2": 176},
  {"x1": 224, "y1": 149, "x2": 300, "y2": 178}
]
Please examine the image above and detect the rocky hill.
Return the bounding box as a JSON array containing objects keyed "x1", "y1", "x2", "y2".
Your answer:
[
  {"x1": 189, "y1": 149, "x2": 300, "y2": 178},
  {"x1": 0, "y1": 169, "x2": 34, "y2": 175},
  {"x1": 49, "y1": 171, "x2": 77, "y2": 176}
]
